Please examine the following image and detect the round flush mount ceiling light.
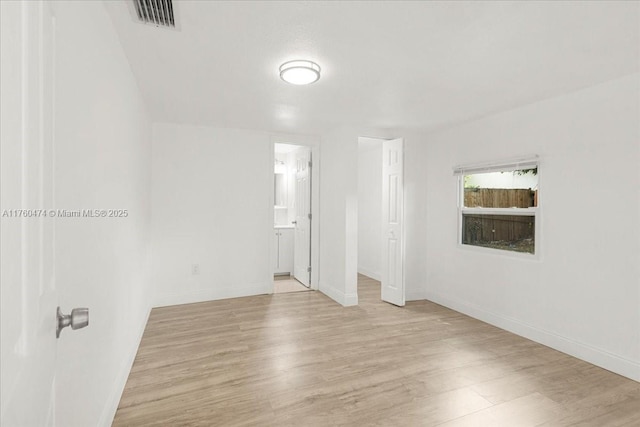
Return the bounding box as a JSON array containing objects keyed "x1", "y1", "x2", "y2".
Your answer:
[{"x1": 279, "y1": 60, "x2": 321, "y2": 85}]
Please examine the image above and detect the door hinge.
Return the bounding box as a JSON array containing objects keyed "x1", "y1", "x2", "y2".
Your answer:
[
  {"x1": 307, "y1": 266, "x2": 312, "y2": 273},
  {"x1": 308, "y1": 213, "x2": 312, "y2": 220},
  {"x1": 308, "y1": 161, "x2": 312, "y2": 168}
]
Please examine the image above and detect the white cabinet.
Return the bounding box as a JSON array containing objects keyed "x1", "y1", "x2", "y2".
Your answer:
[{"x1": 274, "y1": 227, "x2": 294, "y2": 274}]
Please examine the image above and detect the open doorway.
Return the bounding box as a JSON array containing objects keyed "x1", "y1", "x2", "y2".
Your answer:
[
  {"x1": 357, "y1": 137, "x2": 405, "y2": 306},
  {"x1": 358, "y1": 138, "x2": 383, "y2": 282},
  {"x1": 273, "y1": 143, "x2": 312, "y2": 294}
]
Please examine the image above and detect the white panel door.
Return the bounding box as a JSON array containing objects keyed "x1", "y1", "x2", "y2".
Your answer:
[
  {"x1": 1, "y1": 1, "x2": 58, "y2": 425},
  {"x1": 381, "y1": 138, "x2": 404, "y2": 306},
  {"x1": 293, "y1": 148, "x2": 312, "y2": 287}
]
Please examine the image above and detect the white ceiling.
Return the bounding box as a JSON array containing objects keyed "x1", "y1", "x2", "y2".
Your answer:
[{"x1": 105, "y1": 1, "x2": 639, "y2": 136}]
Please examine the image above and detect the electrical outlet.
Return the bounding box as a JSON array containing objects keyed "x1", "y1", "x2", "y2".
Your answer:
[{"x1": 191, "y1": 264, "x2": 200, "y2": 275}]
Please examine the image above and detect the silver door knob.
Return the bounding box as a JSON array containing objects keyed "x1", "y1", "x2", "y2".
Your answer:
[
  {"x1": 291, "y1": 221, "x2": 297, "y2": 225},
  {"x1": 56, "y1": 306, "x2": 89, "y2": 338}
]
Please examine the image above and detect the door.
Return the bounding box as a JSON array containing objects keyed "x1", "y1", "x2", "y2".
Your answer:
[
  {"x1": 1, "y1": 1, "x2": 58, "y2": 425},
  {"x1": 293, "y1": 148, "x2": 312, "y2": 286},
  {"x1": 381, "y1": 138, "x2": 405, "y2": 306}
]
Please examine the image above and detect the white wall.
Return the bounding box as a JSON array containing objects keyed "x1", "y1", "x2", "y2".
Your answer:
[
  {"x1": 319, "y1": 128, "x2": 363, "y2": 306},
  {"x1": 151, "y1": 123, "x2": 425, "y2": 310},
  {"x1": 403, "y1": 132, "x2": 429, "y2": 301},
  {"x1": 53, "y1": 2, "x2": 152, "y2": 426},
  {"x1": 357, "y1": 138, "x2": 383, "y2": 280},
  {"x1": 151, "y1": 123, "x2": 273, "y2": 306},
  {"x1": 424, "y1": 74, "x2": 640, "y2": 381}
]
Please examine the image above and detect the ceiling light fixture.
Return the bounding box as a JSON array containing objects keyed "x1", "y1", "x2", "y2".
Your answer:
[{"x1": 279, "y1": 60, "x2": 321, "y2": 85}]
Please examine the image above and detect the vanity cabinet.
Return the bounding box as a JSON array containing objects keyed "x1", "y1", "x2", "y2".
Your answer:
[{"x1": 274, "y1": 227, "x2": 294, "y2": 274}]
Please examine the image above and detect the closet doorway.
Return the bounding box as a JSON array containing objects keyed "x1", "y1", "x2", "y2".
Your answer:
[{"x1": 357, "y1": 136, "x2": 405, "y2": 306}]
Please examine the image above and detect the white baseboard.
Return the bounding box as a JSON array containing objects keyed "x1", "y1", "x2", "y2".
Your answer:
[
  {"x1": 154, "y1": 282, "x2": 271, "y2": 308},
  {"x1": 99, "y1": 304, "x2": 151, "y2": 427},
  {"x1": 425, "y1": 290, "x2": 640, "y2": 382},
  {"x1": 319, "y1": 283, "x2": 358, "y2": 307},
  {"x1": 357, "y1": 267, "x2": 380, "y2": 281}
]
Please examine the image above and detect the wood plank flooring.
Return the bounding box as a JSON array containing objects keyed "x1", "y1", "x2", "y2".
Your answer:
[
  {"x1": 273, "y1": 275, "x2": 310, "y2": 294},
  {"x1": 113, "y1": 275, "x2": 640, "y2": 426}
]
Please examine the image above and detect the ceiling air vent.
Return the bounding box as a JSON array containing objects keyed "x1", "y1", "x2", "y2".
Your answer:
[{"x1": 132, "y1": 0, "x2": 175, "y2": 28}]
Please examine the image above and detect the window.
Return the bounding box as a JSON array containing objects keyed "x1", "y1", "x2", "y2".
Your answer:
[{"x1": 454, "y1": 157, "x2": 539, "y2": 255}]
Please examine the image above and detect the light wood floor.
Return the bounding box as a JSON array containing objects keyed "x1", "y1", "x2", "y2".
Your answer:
[
  {"x1": 113, "y1": 275, "x2": 640, "y2": 426},
  {"x1": 273, "y1": 275, "x2": 310, "y2": 294}
]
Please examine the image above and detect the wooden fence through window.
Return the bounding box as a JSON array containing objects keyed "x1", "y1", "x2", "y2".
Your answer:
[
  {"x1": 464, "y1": 188, "x2": 535, "y2": 208},
  {"x1": 463, "y1": 188, "x2": 536, "y2": 244}
]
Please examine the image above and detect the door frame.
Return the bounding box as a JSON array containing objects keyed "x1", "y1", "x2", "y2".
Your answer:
[{"x1": 268, "y1": 135, "x2": 320, "y2": 291}]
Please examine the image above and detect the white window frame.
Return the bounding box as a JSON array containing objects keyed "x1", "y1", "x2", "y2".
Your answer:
[{"x1": 454, "y1": 155, "x2": 540, "y2": 259}]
